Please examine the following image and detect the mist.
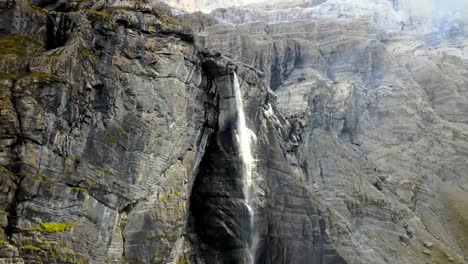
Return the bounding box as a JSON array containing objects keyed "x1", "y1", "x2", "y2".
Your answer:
[{"x1": 392, "y1": 0, "x2": 466, "y2": 44}]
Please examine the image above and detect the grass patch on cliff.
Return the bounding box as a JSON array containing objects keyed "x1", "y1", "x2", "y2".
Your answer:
[
  {"x1": 26, "y1": 173, "x2": 57, "y2": 184},
  {"x1": 29, "y1": 222, "x2": 76, "y2": 233},
  {"x1": 0, "y1": 210, "x2": 10, "y2": 217},
  {"x1": 51, "y1": 250, "x2": 74, "y2": 261},
  {"x1": 160, "y1": 196, "x2": 169, "y2": 205},
  {"x1": 25, "y1": 173, "x2": 41, "y2": 181},
  {"x1": 87, "y1": 9, "x2": 112, "y2": 21},
  {"x1": 23, "y1": 245, "x2": 42, "y2": 251},
  {"x1": 106, "y1": 136, "x2": 117, "y2": 144},
  {"x1": 0, "y1": 35, "x2": 42, "y2": 57},
  {"x1": 0, "y1": 73, "x2": 15, "y2": 80},
  {"x1": 25, "y1": 72, "x2": 60, "y2": 82},
  {"x1": 91, "y1": 164, "x2": 115, "y2": 176},
  {"x1": 0, "y1": 166, "x2": 14, "y2": 175},
  {"x1": 176, "y1": 254, "x2": 190, "y2": 264},
  {"x1": 110, "y1": 2, "x2": 182, "y2": 27},
  {"x1": 57, "y1": 242, "x2": 70, "y2": 248},
  {"x1": 71, "y1": 187, "x2": 88, "y2": 193},
  {"x1": 80, "y1": 48, "x2": 97, "y2": 59},
  {"x1": 102, "y1": 169, "x2": 114, "y2": 175}
]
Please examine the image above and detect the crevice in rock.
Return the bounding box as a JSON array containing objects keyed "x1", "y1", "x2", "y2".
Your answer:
[
  {"x1": 372, "y1": 180, "x2": 383, "y2": 191},
  {"x1": 43, "y1": 9, "x2": 77, "y2": 50},
  {"x1": 269, "y1": 41, "x2": 300, "y2": 91},
  {"x1": 116, "y1": 198, "x2": 142, "y2": 262},
  {"x1": 4, "y1": 81, "x2": 23, "y2": 243},
  {"x1": 410, "y1": 187, "x2": 419, "y2": 212},
  {"x1": 319, "y1": 161, "x2": 325, "y2": 184},
  {"x1": 4, "y1": 177, "x2": 23, "y2": 241}
]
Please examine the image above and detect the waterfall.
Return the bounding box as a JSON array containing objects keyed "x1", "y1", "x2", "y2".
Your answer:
[
  {"x1": 232, "y1": 72, "x2": 256, "y2": 264},
  {"x1": 194, "y1": 128, "x2": 214, "y2": 170}
]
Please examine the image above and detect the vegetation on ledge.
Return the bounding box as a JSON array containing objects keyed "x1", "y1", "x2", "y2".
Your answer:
[
  {"x1": 23, "y1": 245, "x2": 42, "y2": 251},
  {"x1": 110, "y1": 2, "x2": 183, "y2": 27},
  {"x1": 0, "y1": 210, "x2": 10, "y2": 216},
  {"x1": 29, "y1": 222, "x2": 76, "y2": 233},
  {"x1": 25, "y1": 173, "x2": 57, "y2": 184},
  {"x1": 71, "y1": 187, "x2": 88, "y2": 193},
  {"x1": 106, "y1": 136, "x2": 117, "y2": 144},
  {"x1": 0, "y1": 166, "x2": 15, "y2": 175},
  {"x1": 0, "y1": 35, "x2": 42, "y2": 57},
  {"x1": 0, "y1": 73, "x2": 15, "y2": 80},
  {"x1": 80, "y1": 48, "x2": 97, "y2": 59},
  {"x1": 88, "y1": 9, "x2": 112, "y2": 21},
  {"x1": 25, "y1": 72, "x2": 60, "y2": 82}
]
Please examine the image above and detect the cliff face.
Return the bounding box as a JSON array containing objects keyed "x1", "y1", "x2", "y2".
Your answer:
[
  {"x1": 0, "y1": 0, "x2": 347, "y2": 263},
  {"x1": 0, "y1": 1, "x2": 204, "y2": 262},
  {"x1": 1, "y1": 0, "x2": 468, "y2": 264},
  {"x1": 181, "y1": 2, "x2": 468, "y2": 263}
]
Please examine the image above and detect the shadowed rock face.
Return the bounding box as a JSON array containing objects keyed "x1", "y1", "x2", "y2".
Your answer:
[{"x1": 190, "y1": 72, "x2": 253, "y2": 264}]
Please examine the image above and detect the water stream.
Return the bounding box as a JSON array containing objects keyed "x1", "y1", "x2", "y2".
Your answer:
[{"x1": 232, "y1": 72, "x2": 256, "y2": 264}]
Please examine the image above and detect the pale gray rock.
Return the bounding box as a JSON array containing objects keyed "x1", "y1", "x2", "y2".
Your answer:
[{"x1": 181, "y1": 5, "x2": 468, "y2": 264}]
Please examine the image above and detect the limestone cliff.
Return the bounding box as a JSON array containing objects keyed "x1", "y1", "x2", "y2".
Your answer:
[
  {"x1": 180, "y1": 1, "x2": 468, "y2": 263},
  {"x1": 1, "y1": 0, "x2": 468, "y2": 264}
]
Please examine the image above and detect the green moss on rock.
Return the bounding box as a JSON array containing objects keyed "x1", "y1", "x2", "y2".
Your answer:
[
  {"x1": 29, "y1": 222, "x2": 76, "y2": 233},
  {"x1": 80, "y1": 48, "x2": 97, "y2": 59},
  {"x1": 0, "y1": 166, "x2": 14, "y2": 175},
  {"x1": 23, "y1": 245, "x2": 42, "y2": 251},
  {"x1": 26, "y1": 72, "x2": 60, "y2": 82},
  {"x1": 102, "y1": 169, "x2": 114, "y2": 175},
  {"x1": 0, "y1": 73, "x2": 15, "y2": 80},
  {"x1": 26, "y1": 173, "x2": 57, "y2": 184},
  {"x1": 25, "y1": 173, "x2": 41, "y2": 181},
  {"x1": 176, "y1": 254, "x2": 190, "y2": 264},
  {"x1": 0, "y1": 35, "x2": 41, "y2": 57},
  {"x1": 0, "y1": 210, "x2": 10, "y2": 216},
  {"x1": 106, "y1": 136, "x2": 117, "y2": 144},
  {"x1": 88, "y1": 9, "x2": 112, "y2": 21},
  {"x1": 51, "y1": 250, "x2": 74, "y2": 261},
  {"x1": 71, "y1": 187, "x2": 88, "y2": 193}
]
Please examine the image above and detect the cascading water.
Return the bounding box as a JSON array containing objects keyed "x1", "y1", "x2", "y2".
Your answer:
[{"x1": 232, "y1": 72, "x2": 256, "y2": 264}]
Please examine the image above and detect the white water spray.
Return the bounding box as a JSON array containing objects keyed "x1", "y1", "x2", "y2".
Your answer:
[
  {"x1": 232, "y1": 72, "x2": 256, "y2": 264},
  {"x1": 233, "y1": 73, "x2": 253, "y2": 201}
]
